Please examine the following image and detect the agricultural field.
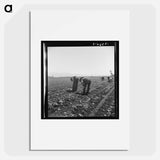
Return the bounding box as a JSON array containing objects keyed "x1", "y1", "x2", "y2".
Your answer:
[{"x1": 47, "y1": 76, "x2": 117, "y2": 118}]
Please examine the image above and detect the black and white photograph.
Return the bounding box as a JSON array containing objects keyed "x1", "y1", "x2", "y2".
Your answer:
[
  {"x1": 31, "y1": 10, "x2": 129, "y2": 150},
  {"x1": 41, "y1": 41, "x2": 119, "y2": 119}
]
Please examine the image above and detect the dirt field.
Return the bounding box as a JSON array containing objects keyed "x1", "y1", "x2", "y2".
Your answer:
[{"x1": 47, "y1": 76, "x2": 116, "y2": 118}]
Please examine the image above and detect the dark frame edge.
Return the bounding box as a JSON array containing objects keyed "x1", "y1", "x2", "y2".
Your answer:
[{"x1": 41, "y1": 40, "x2": 119, "y2": 120}]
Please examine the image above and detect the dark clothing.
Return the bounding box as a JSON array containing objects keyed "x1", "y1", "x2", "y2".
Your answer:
[
  {"x1": 81, "y1": 78, "x2": 91, "y2": 95},
  {"x1": 108, "y1": 76, "x2": 113, "y2": 83},
  {"x1": 72, "y1": 77, "x2": 79, "y2": 92},
  {"x1": 101, "y1": 77, "x2": 104, "y2": 81}
]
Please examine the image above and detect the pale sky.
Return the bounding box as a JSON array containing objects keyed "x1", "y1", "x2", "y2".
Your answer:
[{"x1": 48, "y1": 46, "x2": 114, "y2": 77}]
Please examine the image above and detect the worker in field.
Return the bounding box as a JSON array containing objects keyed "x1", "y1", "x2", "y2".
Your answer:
[
  {"x1": 108, "y1": 70, "x2": 114, "y2": 83},
  {"x1": 101, "y1": 77, "x2": 104, "y2": 81},
  {"x1": 110, "y1": 70, "x2": 114, "y2": 79},
  {"x1": 79, "y1": 77, "x2": 91, "y2": 95},
  {"x1": 70, "y1": 76, "x2": 79, "y2": 92},
  {"x1": 107, "y1": 76, "x2": 111, "y2": 82}
]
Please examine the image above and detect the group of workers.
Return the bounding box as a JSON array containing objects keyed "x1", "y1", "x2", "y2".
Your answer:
[
  {"x1": 70, "y1": 72, "x2": 114, "y2": 95},
  {"x1": 70, "y1": 76, "x2": 91, "y2": 95}
]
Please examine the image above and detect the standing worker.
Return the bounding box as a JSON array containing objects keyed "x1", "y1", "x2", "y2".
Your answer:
[{"x1": 70, "y1": 76, "x2": 79, "y2": 92}]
